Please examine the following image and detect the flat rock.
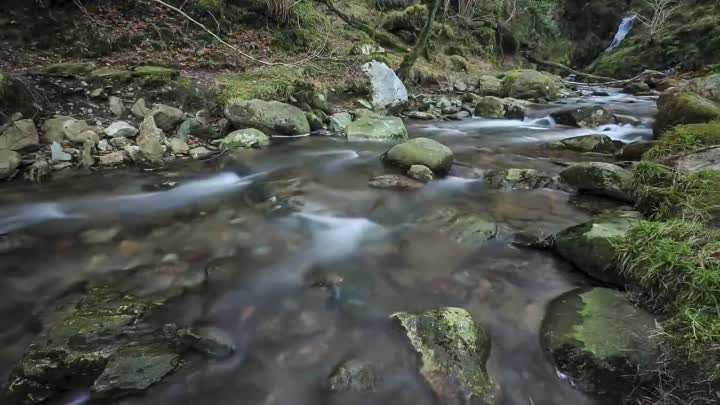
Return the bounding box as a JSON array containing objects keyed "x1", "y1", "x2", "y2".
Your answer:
[
  {"x1": 0, "y1": 119, "x2": 39, "y2": 151},
  {"x1": 560, "y1": 162, "x2": 635, "y2": 202},
  {"x1": 346, "y1": 115, "x2": 408, "y2": 141},
  {"x1": 223, "y1": 128, "x2": 270, "y2": 149},
  {"x1": 674, "y1": 146, "x2": 720, "y2": 172},
  {"x1": 368, "y1": 174, "x2": 424, "y2": 191},
  {"x1": 224, "y1": 99, "x2": 310, "y2": 136}
]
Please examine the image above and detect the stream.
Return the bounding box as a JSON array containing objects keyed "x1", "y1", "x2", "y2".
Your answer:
[{"x1": 0, "y1": 87, "x2": 657, "y2": 405}]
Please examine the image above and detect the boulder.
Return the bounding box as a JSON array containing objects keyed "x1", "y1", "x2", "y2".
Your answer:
[
  {"x1": 131, "y1": 98, "x2": 151, "y2": 119},
  {"x1": 0, "y1": 71, "x2": 36, "y2": 117},
  {"x1": 653, "y1": 91, "x2": 720, "y2": 137},
  {"x1": 501, "y1": 70, "x2": 565, "y2": 100},
  {"x1": 0, "y1": 119, "x2": 39, "y2": 151},
  {"x1": 476, "y1": 75, "x2": 502, "y2": 97},
  {"x1": 306, "y1": 112, "x2": 324, "y2": 131},
  {"x1": 684, "y1": 73, "x2": 720, "y2": 103},
  {"x1": 486, "y1": 168, "x2": 559, "y2": 190},
  {"x1": 42, "y1": 116, "x2": 74, "y2": 143},
  {"x1": 0, "y1": 150, "x2": 21, "y2": 179},
  {"x1": 63, "y1": 119, "x2": 99, "y2": 144},
  {"x1": 99, "y1": 151, "x2": 126, "y2": 166},
  {"x1": 328, "y1": 359, "x2": 381, "y2": 393},
  {"x1": 222, "y1": 128, "x2": 270, "y2": 149},
  {"x1": 416, "y1": 207, "x2": 497, "y2": 247},
  {"x1": 329, "y1": 112, "x2": 353, "y2": 135},
  {"x1": 176, "y1": 118, "x2": 217, "y2": 140},
  {"x1": 554, "y1": 212, "x2": 640, "y2": 285},
  {"x1": 105, "y1": 121, "x2": 138, "y2": 138},
  {"x1": 136, "y1": 115, "x2": 165, "y2": 163},
  {"x1": 622, "y1": 82, "x2": 650, "y2": 95},
  {"x1": 224, "y1": 99, "x2": 310, "y2": 136},
  {"x1": 384, "y1": 138, "x2": 453, "y2": 173},
  {"x1": 361, "y1": 61, "x2": 408, "y2": 109},
  {"x1": 167, "y1": 138, "x2": 189, "y2": 154},
  {"x1": 149, "y1": 104, "x2": 185, "y2": 131},
  {"x1": 542, "y1": 288, "x2": 659, "y2": 401},
  {"x1": 407, "y1": 164, "x2": 434, "y2": 182},
  {"x1": 560, "y1": 162, "x2": 634, "y2": 202},
  {"x1": 346, "y1": 115, "x2": 408, "y2": 141},
  {"x1": 190, "y1": 146, "x2": 213, "y2": 160},
  {"x1": 474, "y1": 96, "x2": 505, "y2": 118},
  {"x1": 560, "y1": 134, "x2": 618, "y2": 154},
  {"x1": 674, "y1": 147, "x2": 720, "y2": 172},
  {"x1": 616, "y1": 141, "x2": 657, "y2": 161},
  {"x1": 392, "y1": 308, "x2": 498, "y2": 405},
  {"x1": 550, "y1": 105, "x2": 615, "y2": 128},
  {"x1": 368, "y1": 174, "x2": 424, "y2": 191},
  {"x1": 502, "y1": 98, "x2": 527, "y2": 120}
]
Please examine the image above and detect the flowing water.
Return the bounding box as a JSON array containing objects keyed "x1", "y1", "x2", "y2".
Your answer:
[
  {"x1": 606, "y1": 15, "x2": 636, "y2": 52},
  {"x1": 0, "y1": 87, "x2": 657, "y2": 405}
]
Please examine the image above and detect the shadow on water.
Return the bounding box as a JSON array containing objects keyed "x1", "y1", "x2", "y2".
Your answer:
[{"x1": 0, "y1": 91, "x2": 657, "y2": 405}]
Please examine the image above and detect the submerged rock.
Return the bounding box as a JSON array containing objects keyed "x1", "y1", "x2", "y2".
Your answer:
[
  {"x1": 486, "y1": 168, "x2": 560, "y2": 190},
  {"x1": 392, "y1": 308, "x2": 498, "y2": 405},
  {"x1": 328, "y1": 359, "x2": 382, "y2": 393},
  {"x1": 0, "y1": 119, "x2": 39, "y2": 151},
  {"x1": 368, "y1": 174, "x2": 424, "y2": 191},
  {"x1": 361, "y1": 61, "x2": 408, "y2": 109},
  {"x1": 2, "y1": 287, "x2": 148, "y2": 404},
  {"x1": 542, "y1": 288, "x2": 659, "y2": 401},
  {"x1": 346, "y1": 115, "x2": 408, "y2": 141},
  {"x1": 224, "y1": 99, "x2": 310, "y2": 136},
  {"x1": 0, "y1": 150, "x2": 21, "y2": 180},
  {"x1": 177, "y1": 326, "x2": 236, "y2": 358},
  {"x1": 384, "y1": 137, "x2": 453, "y2": 173},
  {"x1": 554, "y1": 212, "x2": 640, "y2": 285},
  {"x1": 551, "y1": 105, "x2": 615, "y2": 128},
  {"x1": 223, "y1": 128, "x2": 270, "y2": 149},
  {"x1": 329, "y1": 112, "x2": 353, "y2": 136},
  {"x1": 560, "y1": 134, "x2": 618, "y2": 154},
  {"x1": 560, "y1": 162, "x2": 634, "y2": 202},
  {"x1": 416, "y1": 207, "x2": 497, "y2": 247}
]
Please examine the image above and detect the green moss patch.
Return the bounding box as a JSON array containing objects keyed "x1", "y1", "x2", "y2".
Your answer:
[
  {"x1": 614, "y1": 220, "x2": 720, "y2": 381},
  {"x1": 645, "y1": 121, "x2": 720, "y2": 161},
  {"x1": 215, "y1": 66, "x2": 307, "y2": 105},
  {"x1": 132, "y1": 66, "x2": 180, "y2": 85},
  {"x1": 46, "y1": 62, "x2": 97, "y2": 76},
  {"x1": 274, "y1": 1, "x2": 333, "y2": 51}
]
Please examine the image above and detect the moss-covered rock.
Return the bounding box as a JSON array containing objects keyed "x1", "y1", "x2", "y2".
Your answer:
[
  {"x1": 560, "y1": 162, "x2": 635, "y2": 202},
  {"x1": 0, "y1": 119, "x2": 39, "y2": 151},
  {"x1": 2, "y1": 287, "x2": 148, "y2": 404},
  {"x1": 542, "y1": 288, "x2": 659, "y2": 401},
  {"x1": 89, "y1": 67, "x2": 133, "y2": 82},
  {"x1": 653, "y1": 92, "x2": 720, "y2": 137},
  {"x1": 475, "y1": 75, "x2": 502, "y2": 97},
  {"x1": 554, "y1": 212, "x2": 641, "y2": 285},
  {"x1": 384, "y1": 137, "x2": 453, "y2": 173},
  {"x1": 132, "y1": 66, "x2": 180, "y2": 86},
  {"x1": 485, "y1": 168, "x2": 560, "y2": 190},
  {"x1": 45, "y1": 62, "x2": 97, "y2": 77},
  {"x1": 224, "y1": 99, "x2": 310, "y2": 136},
  {"x1": 392, "y1": 308, "x2": 498, "y2": 405},
  {"x1": 346, "y1": 114, "x2": 408, "y2": 141},
  {"x1": 645, "y1": 121, "x2": 720, "y2": 162},
  {"x1": 500, "y1": 69, "x2": 565, "y2": 100},
  {"x1": 560, "y1": 134, "x2": 618, "y2": 154},
  {"x1": 222, "y1": 128, "x2": 270, "y2": 149},
  {"x1": 0, "y1": 71, "x2": 37, "y2": 117},
  {"x1": 176, "y1": 118, "x2": 217, "y2": 140},
  {"x1": 473, "y1": 96, "x2": 505, "y2": 118}
]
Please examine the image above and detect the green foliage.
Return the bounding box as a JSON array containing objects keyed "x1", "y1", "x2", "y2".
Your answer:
[
  {"x1": 614, "y1": 220, "x2": 720, "y2": 380},
  {"x1": 132, "y1": 66, "x2": 179, "y2": 86},
  {"x1": 635, "y1": 167, "x2": 720, "y2": 223},
  {"x1": 632, "y1": 161, "x2": 675, "y2": 188},
  {"x1": 448, "y1": 55, "x2": 468, "y2": 72},
  {"x1": 275, "y1": 0, "x2": 332, "y2": 51},
  {"x1": 645, "y1": 121, "x2": 720, "y2": 161},
  {"x1": 382, "y1": 4, "x2": 427, "y2": 32}
]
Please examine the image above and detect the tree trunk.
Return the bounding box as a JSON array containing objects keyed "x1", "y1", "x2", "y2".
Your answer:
[{"x1": 397, "y1": 0, "x2": 442, "y2": 81}]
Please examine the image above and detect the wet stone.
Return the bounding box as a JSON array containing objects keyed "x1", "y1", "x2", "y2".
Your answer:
[
  {"x1": 177, "y1": 326, "x2": 236, "y2": 358},
  {"x1": 328, "y1": 359, "x2": 382, "y2": 393},
  {"x1": 368, "y1": 174, "x2": 424, "y2": 191}
]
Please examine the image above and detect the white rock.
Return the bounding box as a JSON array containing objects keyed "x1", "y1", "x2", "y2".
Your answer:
[
  {"x1": 50, "y1": 142, "x2": 72, "y2": 162},
  {"x1": 105, "y1": 121, "x2": 138, "y2": 138},
  {"x1": 98, "y1": 151, "x2": 126, "y2": 166},
  {"x1": 97, "y1": 139, "x2": 111, "y2": 152},
  {"x1": 361, "y1": 61, "x2": 408, "y2": 109}
]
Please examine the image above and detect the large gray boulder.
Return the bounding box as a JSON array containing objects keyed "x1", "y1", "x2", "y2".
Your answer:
[
  {"x1": 542, "y1": 288, "x2": 659, "y2": 401},
  {"x1": 476, "y1": 75, "x2": 502, "y2": 97},
  {"x1": 474, "y1": 96, "x2": 505, "y2": 118},
  {"x1": 684, "y1": 73, "x2": 720, "y2": 103},
  {"x1": 673, "y1": 147, "x2": 720, "y2": 172},
  {"x1": 361, "y1": 61, "x2": 408, "y2": 109},
  {"x1": 384, "y1": 137, "x2": 453, "y2": 173},
  {"x1": 551, "y1": 105, "x2": 615, "y2": 128},
  {"x1": 560, "y1": 162, "x2": 635, "y2": 202},
  {"x1": 346, "y1": 114, "x2": 408, "y2": 141},
  {"x1": 0, "y1": 150, "x2": 21, "y2": 179},
  {"x1": 149, "y1": 104, "x2": 185, "y2": 131},
  {"x1": 554, "y1": 212, "x2": 641, "y2": 285},
  {"x1": 0, "y1": 119, "x2": 39, "y2": 151},
  {"x1": 224, "y1": 99, "x2": 310, "y2": 136},
  {"x1": 392, "y1": 308, "x2": 498, "y2": 405}
]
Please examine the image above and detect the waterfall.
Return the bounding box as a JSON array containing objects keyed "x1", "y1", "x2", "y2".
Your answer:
[{"x1": 605, "y1": 15, "x2": 636, "y2": 52}]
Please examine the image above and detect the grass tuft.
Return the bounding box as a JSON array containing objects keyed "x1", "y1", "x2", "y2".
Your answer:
[
  {"x1": 645, "y1": 121, "x2": 720, "y2": 161},
  {"x1": 215, "y1": 66, "x2": 306, "y2": 105}
]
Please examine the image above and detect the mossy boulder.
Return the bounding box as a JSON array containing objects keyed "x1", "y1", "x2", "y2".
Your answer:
[
  {"x1": 653, "y1": 92, "x2": 720, "y2": 137},
  {"x1": 384, "y1": 137, "x2": 453, "y2": 173},
  {"x1": 550, "y1": 105, "x2": 615, "y2": 128},
  {"x1": 416, "y1": 207, "x2": 498, "y2": 247},
  {"x1": 685, "y1": 73, "x2": 720, "y2": 103},
  {"x1": 500, "y1": 70, "x2": 565, "y2": 101},
  {"x1": 542, "y1": 288, "x2": 659, "y2": 401},
  {"x1": 346, "y1": 114, "x2": 408, "y2": 141},
  {"x1": 222, "y1": 128, "x2": 270, "y2": 149},
  {"x1": 473, "y1": 96, "x2": 505, "y2": 118},
  {"x1": 476, "y1": 75, "x2": 502, "y2": 97},
  {"x1": 2, "y1": 287, "x2": 148, "y2": 404},
  {"x1": 560, "y1": 162, "x2": 635, "y2": 202},
  {"x1": 554, "y1": 212, "x2": 641, "y2": 285},
  {"x1": 89, "y1": 68, "x2": 133, "y2": 82},
  {"x1": 46, "y1": 62, "x2": 97, "y2": 77},
  {"x1": 560, "y1": 134, "x2": 619, "y2": 154},
  {"x1": 0, "y1": 72, "x2": 36, "y2": 117},
  {"x1": 224, "y1": 99, "x2": 310, "y2": 136},
  {"x1": 392, "y1": 308, "x2": 498, "y2": 405}
]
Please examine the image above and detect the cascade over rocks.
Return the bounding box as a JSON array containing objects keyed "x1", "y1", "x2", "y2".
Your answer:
[
  {"x1": 224, "y1": 99, "x2": 310, "y2": 136},
  {"x1": 542, "y1": 288, "x2": 659, "y2": 401}
]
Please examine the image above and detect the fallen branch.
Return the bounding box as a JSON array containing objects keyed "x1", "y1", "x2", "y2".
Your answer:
[
  {"x1": 524, "y1": 53, "x2": 618, "y2": 83},
  {"x1": 562, "y1": 70, "x2": 664, "y2": 87}
]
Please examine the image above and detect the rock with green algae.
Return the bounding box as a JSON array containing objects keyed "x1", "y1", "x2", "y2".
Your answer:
[
  {"x1": 222, "y1": 128, "x2": 270, "y2": 149},
  {"x1": 473, "y1": 96, "x2": 505, "y2": 118},
  {"x1": 485, "y1": 168, "x2": 560, "y2": 190},
  {"x1": 45, "y1": 62, "x2": 97, "y2": 77},
  {"x1": 2, "y1": 287, "x2": 148, "y2": 404},
  {"x1": 500, "y1": 70, "x2": 565, "y2": 101},
  {"x1": 476, "y1": 75, "x2": 502, "y2": 97},
  {"x1": 328, "y1": 359, "x2": 382, "y2": 393},
  {"x1": 653, "y1": 91, "x2": 720, "y2": 137},
  {"x1": 384, "y1": 137, "x2": 453, "y2": 173},
  {"x1": 391, "y1": 307, "x2": 499, "y2": 405},
  {"x1": 224, "y1": 99, "x2": 310, "y2": 136},
  {"x1": 553, "y1": 212, "x2": 642, "y2": 285},
  {"x1": 560, "y1": 162, "x2": 635, "y2": 202},
  {"x1": 560, "y1": 134, "x2": 619, "y2": 154},
  {"x1": 132, "y1": 66, "x2": 180, "y2": 86},
  {"x1": 416, "y1": 207, "x2": 497, "y2": 247},
  {"x1": 346, "y1": 114, "x2": 408, "y2": 142},
  {"x1": 542, "y1": 288, "x2": 659, "y2": 401},
  {"x1": 89, "y1": 67, "x2": 133, "y2": 82}
]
